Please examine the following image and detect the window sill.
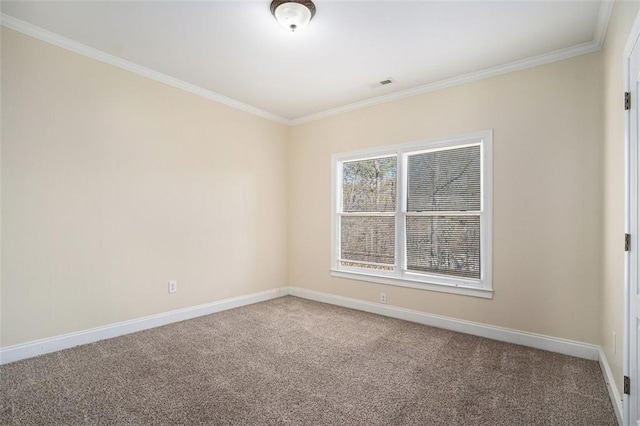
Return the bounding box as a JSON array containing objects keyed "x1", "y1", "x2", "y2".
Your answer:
[{"x1": 329, "y1": 269, "x2": 493, "y2": 299}]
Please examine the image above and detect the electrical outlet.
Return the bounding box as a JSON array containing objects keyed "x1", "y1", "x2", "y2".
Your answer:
[
  {"x1": 380, "y1": 292, "x2": 387, "y2": 304},
  {"x1": 613, "y1": 332, "x2": 617, "y2": 354},
  {"x1": 168, "y1": 281, "x2": 177, "y2": 294}
]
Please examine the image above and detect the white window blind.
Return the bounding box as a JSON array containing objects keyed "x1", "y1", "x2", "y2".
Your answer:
[
  {"x1": 331, "y1": 132, "x2": 492, "y2": 298},
  {"x1": 406, "y1": 145, "x2": 481, "y2": 279},
  {"x1": 407, "y1": 145, "x2": 481, "y2": 212},
  {"x1": 406, "y1": 216, "x2": 480, "y2": 279}
]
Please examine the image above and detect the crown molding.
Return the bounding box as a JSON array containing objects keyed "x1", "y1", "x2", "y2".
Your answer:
[
  {"x1": 0, "y1": 13, "x2": 292, "y2": 126},
  {"x1": 291, "y1": 1, "x2": 613, "y2": 125},
  {"x1": 594, "y1": 0, "x2": 614, "y2": 47},
  {"x1": 291, "y1": 41, "x2": 601, "y2": 125},
  {"x1": 623, "y1": 5, "x2": 640, "y2": 55},
  {"x1": 2, "y1": 1, "x2": 614, "y2": 128}
]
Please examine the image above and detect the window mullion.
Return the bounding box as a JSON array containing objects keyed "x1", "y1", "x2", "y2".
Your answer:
[
  {"x1": 334, "y1": 160, "x2": 343, "y2": 269},
  {"x1": 396, "y1": 151, "x2": 406, "y2": 279},
  {"x1": 405, "y1": 211, "x2": 481, "y2": 216},
  {"x1": 339, "y1": 212, "x2": 396, "y2": 217}
]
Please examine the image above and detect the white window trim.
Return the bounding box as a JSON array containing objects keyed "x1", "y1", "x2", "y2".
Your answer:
[{"x1": 330, "y1": 130, "x2": 493, "y2": 299}]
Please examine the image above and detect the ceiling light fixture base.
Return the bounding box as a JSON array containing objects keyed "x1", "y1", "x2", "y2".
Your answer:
[{"x1": 270, "y1": 0, "x2": 316, "y2": 32}]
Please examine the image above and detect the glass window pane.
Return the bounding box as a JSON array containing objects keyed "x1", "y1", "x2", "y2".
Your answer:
[
  {"x1": 406, "y1": 216, "x2": 480, "y2": 279},
  {"x1": 407, "y1": 145, "x2": 480, "y2": 212},
  {"x1": 340, "y1": 216, "x2": 395, "y2": 267},
  {"x1": 343, "y1": 156, "x2": 397, "y2": 212}
]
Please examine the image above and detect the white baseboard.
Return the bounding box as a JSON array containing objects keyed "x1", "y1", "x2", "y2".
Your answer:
[
  {"x1": 1, "y1": 285, "x2": 622, "y2": 422},
  {"x1": 288, "y1": 287, "x2": 600, "y2": 361},
  {"x1": 290, "y1": 287, "x2": 622, "y2": 421},
  {"x1": 0, "y1": 286, "x2": 605, "y2": 368},
  {"x1": 0, "y1": 287, "x2": 289, "y2": 365},
  {"x1": 599, "y1": 348, "x2": 623, "y2": 425}
]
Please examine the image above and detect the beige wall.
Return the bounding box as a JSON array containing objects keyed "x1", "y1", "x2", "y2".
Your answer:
[
  {"x1": 1, "y1": 9, "x2": 628, "y2": 362},
  {"x1": 602, "y1": 0, "x2": 640, "y2": 398},
  {"x1": 1, "y1": 28, "x2": 289, "y2": 347},
  {"x1": 289, "y1": 52, "x2": 604, "y2": 344}
]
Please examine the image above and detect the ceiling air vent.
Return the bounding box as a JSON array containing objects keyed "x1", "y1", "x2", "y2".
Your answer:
[{"x1": 370, "y1": 78, "x2": 397, "y2": 89}]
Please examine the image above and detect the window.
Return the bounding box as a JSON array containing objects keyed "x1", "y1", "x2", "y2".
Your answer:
[{"x1": 331, "y1": 131, "x2": 492, "y2": 298}]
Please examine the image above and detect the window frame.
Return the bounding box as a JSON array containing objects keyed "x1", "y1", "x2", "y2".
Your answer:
[{"x1": 330, "y1": 131, "x2": 493, "y2": 299}]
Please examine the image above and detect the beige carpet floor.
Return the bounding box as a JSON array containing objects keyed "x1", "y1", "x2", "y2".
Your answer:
[{"x1": 0, "y1": 296, "x2": 617, "y2": 425}]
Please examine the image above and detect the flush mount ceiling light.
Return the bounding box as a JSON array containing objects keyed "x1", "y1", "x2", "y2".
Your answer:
[{"x1": 270, "y1": 0, "x2": 316, "y2": 32}]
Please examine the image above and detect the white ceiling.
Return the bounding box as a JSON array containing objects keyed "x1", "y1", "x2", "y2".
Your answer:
[{"x1": 1, "y1": 1, "x2": 608, "y2": 124}]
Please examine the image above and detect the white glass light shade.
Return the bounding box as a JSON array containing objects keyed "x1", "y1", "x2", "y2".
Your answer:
[{"x1": 273, "y1": 2, "x2": 312, "y2": 32}]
